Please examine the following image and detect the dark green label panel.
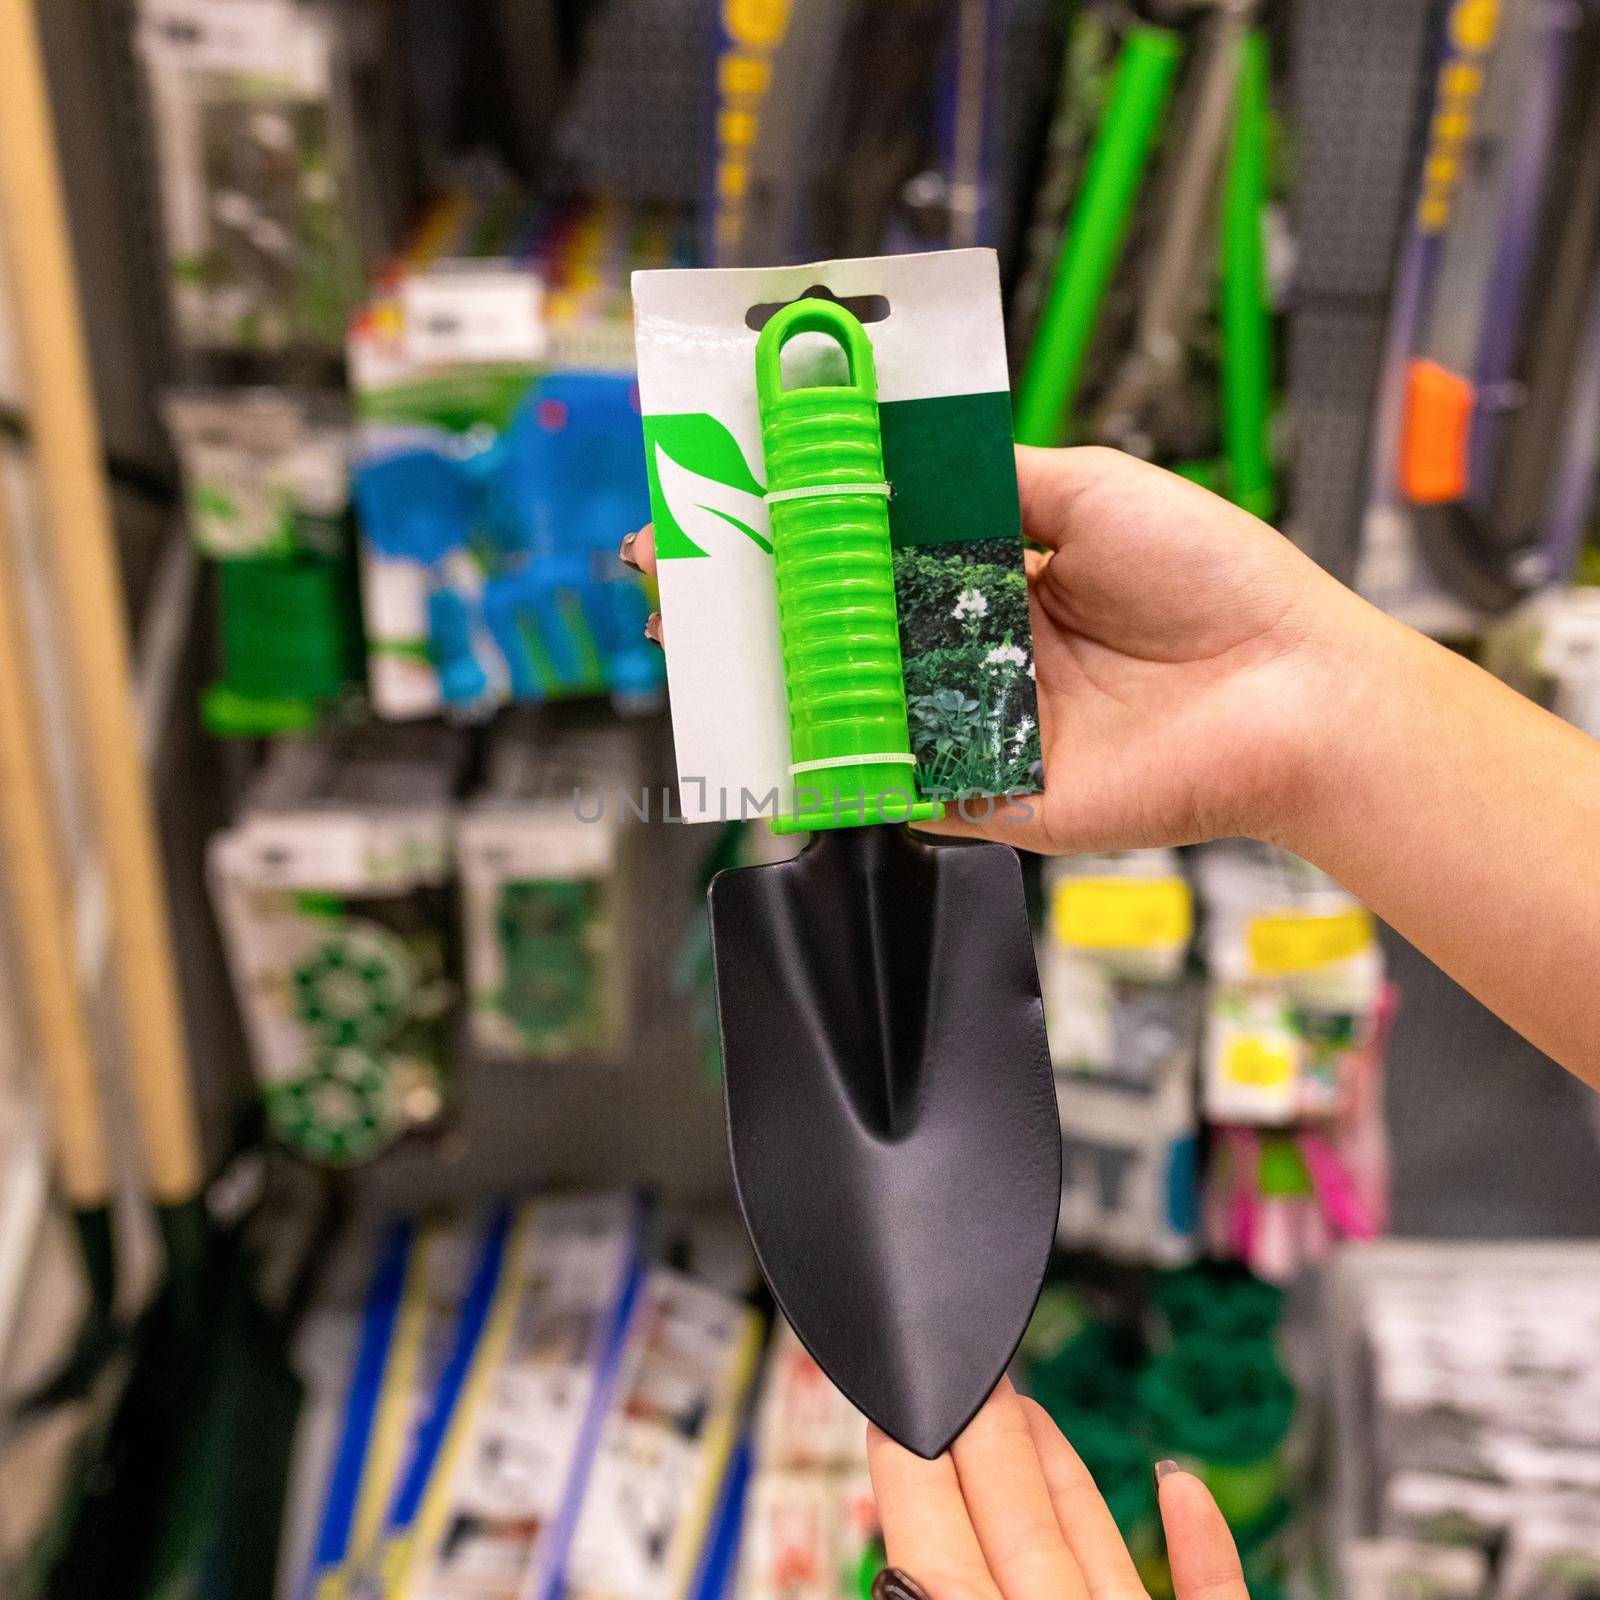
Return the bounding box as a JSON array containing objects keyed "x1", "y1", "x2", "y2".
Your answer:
[{"x1": 881, "y1": 391, "x2": 1022, "y2": 550}]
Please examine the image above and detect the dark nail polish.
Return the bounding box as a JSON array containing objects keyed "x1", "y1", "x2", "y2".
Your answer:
[
  {"x1": 620, "y1": 530, "x2": 642, "y2": 571},
  {"x1": 872, "y1": 1569, "x2": 933, "y2": 1600},
  {"x1": 1155, "y1": 1458, "x2": 1182, "y2": 1485},
  {"x1": 644, "y1": 612, "x2": 663, "y2": 647}
]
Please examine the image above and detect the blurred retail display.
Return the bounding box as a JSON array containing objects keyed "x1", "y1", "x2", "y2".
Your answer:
[
  {"x1": 350, "y1": 192, "x2": 680, "y2": 720},
  {"x1": 1332, "y1": 1243, "x2": 1600, "y2": 1600},
  {"x1": 211, "y1": 729, "x2": 466, "y2": 1165},
  {"x1": 167, "y1": 388, "x2": 367, "y2": 733},
  {"x1": 1195, "y1": 845, "x2": 1391, "y2": 1282},
  {"x1": 136, "y1": 0, "x2": 406, "y2": 363},
  {"x1": 1484, "y1": 584, "x2": 1600, "y2": 742},
  {"x1": 1041, "y1": 851, "x2": 1203, "y2": 1267},
  {"x1": 1358, "y1": 0, "x2": 1600, "y2": 631},
  {"x1": 459, "y1": 721, "x2": 636, "y2": 1062},
  {"x1": 6, "y1": 0, "x2": 1600, "y2": 1594},
  {"x1": 737, "y1": 1321, "x2": 882, "y2": 1600},
  {"x1": 1012, "y1": 0, "x2": 1278, "y2": 524},
  {"x1": 295, "y1": 1193, "x2": 760, "y2": 1600},
  {"x1": 1021, "y1": 1265, "x2": 1299, "y2": 1599},
  {"x1": 1037, "y1": 845, "x2": 1392, "y2": 1281}
]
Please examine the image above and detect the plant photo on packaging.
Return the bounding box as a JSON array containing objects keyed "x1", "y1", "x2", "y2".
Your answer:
[{"x1": 894, "y1": 537, "x2": 1043, "y2": 798}]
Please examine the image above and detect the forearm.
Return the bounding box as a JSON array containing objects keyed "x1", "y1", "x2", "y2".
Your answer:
[{"x1": 1276, "y1": 599, "x2": 1600, "y2": 1082}]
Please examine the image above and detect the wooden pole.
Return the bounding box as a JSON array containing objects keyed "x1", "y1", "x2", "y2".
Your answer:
[
  {"x1": 0, "y1": 0, "x2": 202, "y2": 1204},
  {"x1": 0, "y1": 471, "x2": 111, "y2": 1209}
]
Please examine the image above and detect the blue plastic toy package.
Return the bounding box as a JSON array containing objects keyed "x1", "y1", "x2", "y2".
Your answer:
[{"x1": 348, "y1": 198, "x2": 681, "y2": 720}]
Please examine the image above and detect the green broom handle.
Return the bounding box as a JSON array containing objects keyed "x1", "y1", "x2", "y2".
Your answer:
[
  {"x1": 1221, "y1": 30, "x2": 1276, "y2": 521},
  {"x1": 1014, "y1": 26, "x2": 1182, "y2": 447}
]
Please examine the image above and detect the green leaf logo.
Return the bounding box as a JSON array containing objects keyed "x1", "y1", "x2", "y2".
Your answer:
[{"x1": 643, "y1": 414, "x2": 770, "y2": 560}]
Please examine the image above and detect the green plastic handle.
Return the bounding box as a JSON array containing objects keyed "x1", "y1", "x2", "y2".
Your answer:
[
  {"x1": 1221, "y1": 30, "x2": 1276, "y2": 522},
  {"x1": 1013, "y1": 26, "x2": 1182, "y2": 447},
  {"x1": 754, "y1": 299, "x2": 942, "y2": 835}
]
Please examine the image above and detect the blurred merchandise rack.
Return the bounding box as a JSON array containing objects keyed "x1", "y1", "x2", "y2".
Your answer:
[
  {"x1": 1, "y1": 1, "x2": 1600, "y2": 1598},
  {"x1": 1329, "y1": 1242, "x2": 1600, "y2": 1599}
]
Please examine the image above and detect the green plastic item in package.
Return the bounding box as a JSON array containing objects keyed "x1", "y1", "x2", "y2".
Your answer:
[
  {"x1": 264, "y1": 1045, "x2": 395, "y2": 1167},
  {"x1": 496, "y1": 881, "x2": 600, "y2": 1044},
  {"x1": 1138, "y1": 1334, "x2": 1294, "y2": 1529},
  {"x1": 1258, "y1": 1134, "x2": 1315, "y2": 1199},
  {"x1": 1027, "y1": 1320, "x2": 1143, "y2": 1422},
  {"x1": 1153, "y1": 1262, "x2": 1285, "y2": 1347},
  {"x1": 208, "y1": 551, "x2": 365, "y2": 736}
]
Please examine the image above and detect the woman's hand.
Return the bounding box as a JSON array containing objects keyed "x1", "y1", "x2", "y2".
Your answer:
[
  {"x1": 866, "y1": 1378, "x2": 1249, "y2": 1600},
  {"x1": 625, "y1": 445, "x2": 1368, "y2": 858},
  {"x1": 931, "y1": 446, "x2": 1366, "y2": 857}
]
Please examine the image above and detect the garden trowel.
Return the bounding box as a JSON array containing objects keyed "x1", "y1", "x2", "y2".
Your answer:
[{"x1": 709, "y1": 299, "x2": 1061, "y2": 1459}]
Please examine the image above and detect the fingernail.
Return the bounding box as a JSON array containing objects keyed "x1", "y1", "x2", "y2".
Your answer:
[
  {"x1": 644, "y1": 612, "x2": 663, "y2": 647},
  {"x1": 620, "y1": 530, "x2": 643, "y2": 571},
  {"x1": 872, "y1": 1570, "x2": 933, "y2": 1600},
  {"x1": 1154, "y1": 1459, "x2": 1182, "y2": 1485}
]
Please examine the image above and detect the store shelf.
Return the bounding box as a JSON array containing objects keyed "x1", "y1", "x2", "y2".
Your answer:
[
  {"x1": 1382, "y1": 928, "x2": 1600, "y2": 1237},
  {"x1": 1327, "y1": 1238, "x2": 1600, "y2": 1589}
]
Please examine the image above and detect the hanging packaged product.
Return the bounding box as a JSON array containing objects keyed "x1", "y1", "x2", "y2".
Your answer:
[
  {"x1": 374, "y1": 1208, "x2": 517, "y2": 1586},
  {"x1": 386, "y1": 1192, "x2": 644, "y2": 1600},
  {"x1": 136, "y1": 0, "x2": 401, "y2": 361},
  {"x1": 1190, "y1": 844, "x2": 1392, "y2": 1278},
  {"x1": 738, "y1": 1320, "x2": 884, "y2": 1600},
  {"x1": 350, "y1": 194, "x2": 691, "y2": 720},
  {"x1": 1334, "y1": 1244, "x2": 1600, "y2": 1597},
  {"x1": 1039, "y1": 849, "x2": 1197, "y2": 1081},
  {"x1": 208, "y1": 728, "x2": 466, "y2": 1165},
  {"x1": 166, "y1": 389, "x2": 350, "y2": 560},
  {"x1": 1046, "y1": 850, "x2": 1194, "y2": 983},
  {"x1": 458, "y1": 722, "x2": 638, "y2": 1062},
  {"x1": 1052, "y1": 978, "x2": 1204, "y2": 1270},
  {"x1": 165, "y1": 389, "x2": 366, "y2": 734},
  {"x1": 304, "y1": 1211, "x2": 506, "y2": 1599},
  {"x1": 638, "y1": 260, "x2": 1057, "y2": 1459},
  {"x1": 565, "y1": 1270, "x2": 762, "y2": 1600},
  {"x1": 1201, "y1": 1055, "x2": 1391, "y2": 1283},
  {"x1": 1034, "y1": 854, "x2": 1201, "y2": 1266},
  {"x1": 633, "y1": 249, "x2": 1042, "y2": 824},
  {"x1": 1196, "y1": 843, "x2": 1385, "y2": 1125}
]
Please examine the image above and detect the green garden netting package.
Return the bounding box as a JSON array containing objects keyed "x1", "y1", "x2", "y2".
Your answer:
[{"x1": 631, "y1": 249, "x2": 1042, "y2": 824}]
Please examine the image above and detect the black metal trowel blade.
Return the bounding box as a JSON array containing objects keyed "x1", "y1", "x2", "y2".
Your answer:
[{"x1": 709, "y1": 824, "x2": 1061, "y2": 1458}]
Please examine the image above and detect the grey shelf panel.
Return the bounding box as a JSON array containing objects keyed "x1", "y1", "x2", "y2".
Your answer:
[{"x1": 1381, "y1": 926, "x2": 1600, "y2": 1240}]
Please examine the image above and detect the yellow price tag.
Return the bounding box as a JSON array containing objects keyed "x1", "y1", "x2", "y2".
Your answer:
[
  {"x1": 1247, "y1": 909, "x2": 1374, "y2": 976},
  {"x1": 1222, "y1": 1035, "x2": 1295, "y2": 1090},
  {"x1": 1052, "y1": 877, "x2": 1193, "y2": 952}
]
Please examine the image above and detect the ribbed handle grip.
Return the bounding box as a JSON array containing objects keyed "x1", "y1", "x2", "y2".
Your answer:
[{"x1": 755, "y1": 299, "x2": 940, "y2": 833}]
